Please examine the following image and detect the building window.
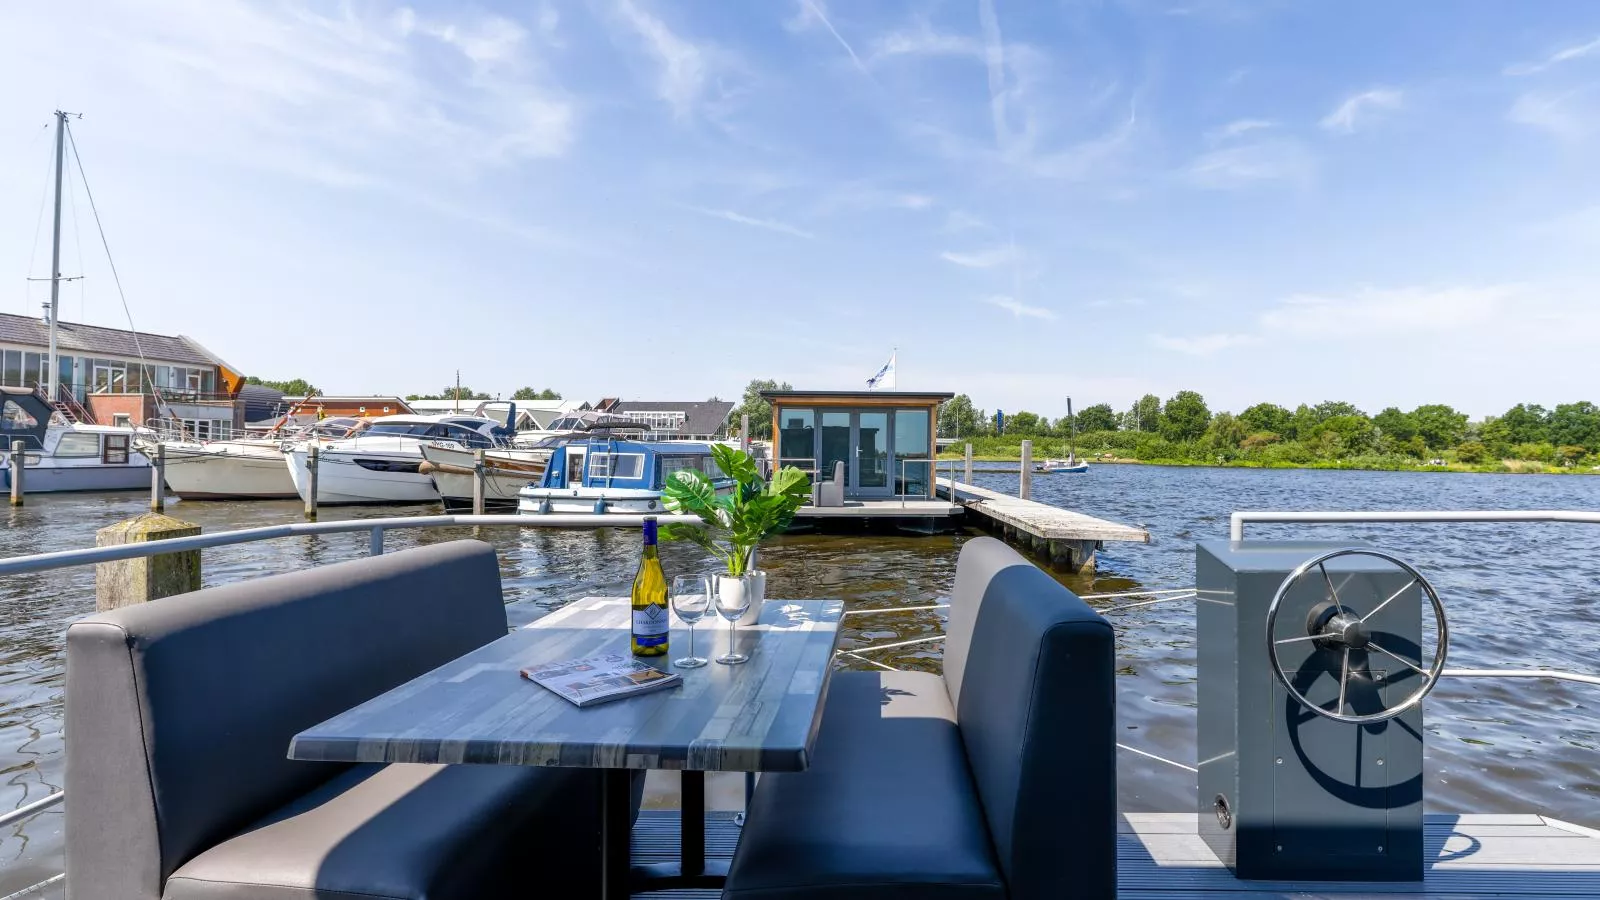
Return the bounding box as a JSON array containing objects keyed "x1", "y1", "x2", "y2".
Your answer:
[
  {"x1": 22, "y1": 352, "x2": 40, "y2": 389},
  {"x1": 54, "y1": 432, "x2": 101, "y2": 457},
  {"x1": 102, "y1": 434, "x2": 130, "y2": 465},
  {"x1": 1, "y1": 350, "x2": 19, "y2": 387},
  {"x1": 112, "y1": 413, "x2": 132, "y2": 428}
]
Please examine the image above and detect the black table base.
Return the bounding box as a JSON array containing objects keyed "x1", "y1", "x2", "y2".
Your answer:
[{"x1": 602, "y1": 770, "x2": 727, "y2": 900}]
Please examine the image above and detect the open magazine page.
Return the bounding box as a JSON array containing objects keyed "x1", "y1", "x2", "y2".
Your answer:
[{"x1": 521, "y1": 652, "x2": 681, "y2": 708}]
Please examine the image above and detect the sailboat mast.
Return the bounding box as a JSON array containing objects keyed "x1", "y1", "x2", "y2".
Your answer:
[
  {"x1": 1067, "y1": 396, "x2": 1076, "y2": 460},
  {"x1": 45, "y1": 110, "x2": 67, "y2": 402}
]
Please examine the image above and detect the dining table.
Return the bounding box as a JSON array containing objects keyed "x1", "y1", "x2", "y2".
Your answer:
[{"x1": 289, "y1": 595, "x2": 845, "y2": 900}]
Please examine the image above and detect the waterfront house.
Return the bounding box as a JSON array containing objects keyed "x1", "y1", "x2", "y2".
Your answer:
[
  {"x1": 580, "y1": 398, "x2": 735, "y2": 441},
  {"x1": 761, "y1": 389, "x2": 952, "y2": 500},
  {"x1": 0, "y1": 311, "x2": 244, "y2": 437}
]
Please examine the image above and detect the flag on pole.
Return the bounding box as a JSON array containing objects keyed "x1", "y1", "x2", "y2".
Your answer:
[{"x1": 866, "y1": 351, "x2": 897, "y2": 391}]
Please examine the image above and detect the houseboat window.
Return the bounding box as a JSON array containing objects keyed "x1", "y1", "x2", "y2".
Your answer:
[
  {"x1": 661, "y1": 456, "x2": 705, "y2": 480},
  {"x1": 1, "y1": 400, "x2": 38, "y2": 430},
  {"x1": 777, "y1": 408, "x2": 815, "y2": 468},
  {"x1": 894, "y1": 409, "x2": 932, "y2": 497},
  {"x1": 102, "y1": 434, "x2": 130, "y2": 465},
  {"x1": 588, "y1": 453, "x2": 644, "y2": 480},
  {"x1": 1, "y1": 350, "x2": 20, "y2": 387},
  {"x1": 55, "y1": 432, "x2": 101, "y2": 457}
]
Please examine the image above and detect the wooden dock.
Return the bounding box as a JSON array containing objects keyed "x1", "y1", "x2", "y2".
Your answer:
[{"x1": 937, "y1": 477, "x2": 1150, "y2": 571}]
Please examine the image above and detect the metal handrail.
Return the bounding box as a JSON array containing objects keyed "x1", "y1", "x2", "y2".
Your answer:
[{"x1": 1230, "y1": 509, "x2": 1600, "y2": 541}]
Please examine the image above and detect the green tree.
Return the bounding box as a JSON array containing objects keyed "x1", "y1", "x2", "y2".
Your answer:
[
  {"x1": 1160, "y1": 390, "x2": 1211, "y2": 441},
  {"x1": 1126, "y1": 394, "x2": 1162, "y2": 432},
  {"x1": 1373, "y1": 407, "x2": 1417, "y2": 442},
  {"x1": 1549, "y1": 402, "x2": 1600, "y2": 451},
  {"x1": 1411, "y1": 404, "x2": 1468, "y2": 450},
  {"x1": 512, "y1": 387, "x2": 562, "y2": 400},
  {"x1": 1314, "y1": 400, "x2": 1366, "y2": 420},
  {"x1": 1006, "y1": 411, "x2": 1045, "y2": 435},
  {"x1": 938, "y1": 394, "x2": 983, "y2": 437},
  {"x1": 1499, "y1": 403, "x2": 1550, "y2": 444},
  {"x1": 246, "y1": 376, "x2": 318, "y2": 396},
  {"x1": 730, "y1": 379, "x2": 792, "y2": 439},
  {"x1": 1238, "y1": 403, "x2": 1291, "y2": 436},
  {"x1": 1203, "y1": 412, "x2": 1247, "y2": 449},
  {"x1": 1315, "y1": 415, "x2": 1378, "y2": 454},
  {"x1": 1075, "y1": 403, "x2": 1118, "y2": 433},
  {"x1": 1455, "y1": 441, "x2": 1489, "y2": 464}
]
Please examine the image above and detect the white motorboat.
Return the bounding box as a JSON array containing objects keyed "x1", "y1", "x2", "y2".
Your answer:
[
  {"x1": 419, "y1": 443, "x2": 552, "y2": 512},
  {"x1": 285, "y1": 414, "x2": 512, "y2": 505},
  {"x1": 1, "y1": 387, "x2": 150, "y2": 493},
  {"x1": 140, "y1": 417, "x2": 364, "y2": 501}
]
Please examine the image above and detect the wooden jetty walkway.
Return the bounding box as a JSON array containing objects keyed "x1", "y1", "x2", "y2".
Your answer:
[{"x1": 937, "y1": 477, "x2": 1150, "y2": 571}]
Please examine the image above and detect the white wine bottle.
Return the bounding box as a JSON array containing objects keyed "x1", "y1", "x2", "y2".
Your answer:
[{"x1": 631, "y1": 517, "x2": 669, "y2": 656}]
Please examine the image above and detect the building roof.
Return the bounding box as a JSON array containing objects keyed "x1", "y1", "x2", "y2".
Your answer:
[
  {"x1": 760, "y1": 390, "x2": 955, "y2": 402},
  {"x1": 609, "y1": 400, "x2": 736, "y2": 437},
  {"x1": 0, "y1": 313, "x2": 220, "y2": 367}
]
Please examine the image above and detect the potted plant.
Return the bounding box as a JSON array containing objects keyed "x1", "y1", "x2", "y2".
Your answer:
[{"x1": 660, "y1": 445, "x2": 812, "y2": 624}]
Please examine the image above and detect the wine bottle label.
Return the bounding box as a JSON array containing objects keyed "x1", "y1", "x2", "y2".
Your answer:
[{"x1": 633, "y1": 606, "x2": 669, "y2": 646}]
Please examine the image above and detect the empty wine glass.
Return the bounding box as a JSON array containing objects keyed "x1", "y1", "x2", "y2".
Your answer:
[
  {"x1": 670, "y1": 575, "x2": 710, "y2": 669},
  {"x1": 715, "y1": 579, "x2": 751, "y2": 665}
]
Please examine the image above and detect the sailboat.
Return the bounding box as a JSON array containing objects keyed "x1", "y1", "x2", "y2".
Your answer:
[
  {"x1": 2, "y1": 111, "x2": 151, "y2": 494},
  {"x1": 1036, "y1": 397, "x2": 1090, "y2": 474}
]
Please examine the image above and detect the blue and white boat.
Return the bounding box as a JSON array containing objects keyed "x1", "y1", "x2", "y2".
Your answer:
[{"x1": 517, "y1": 436, "x2": 735, "y2": 515}]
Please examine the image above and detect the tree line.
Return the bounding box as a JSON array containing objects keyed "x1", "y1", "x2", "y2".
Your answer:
[{"x1": 938, "y1": 392, "x2": 1600, "y2": 470}]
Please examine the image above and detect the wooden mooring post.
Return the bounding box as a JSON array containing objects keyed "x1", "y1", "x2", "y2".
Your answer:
[
  {"x1": 472, "y1": 449, "x2": 486, "y2": 516},
  {"x1": 304, "y1": 445, "x2": 319, "y2": 521},
  {"x1": 95, "y1": 513, "x2": 201, "y2": 611},
  {"x1": 8, "y1": 440, "x2": 22, "y2": 507},
  {"x1": 740, "y1": 414, "x2": 750, "y2": 452},
  {"x1": 1019, "y1": 440, "x2": 1033, "y2": 500},
  {"x1": 149, "y1": 443, "x2": 166, "y2": 512}
]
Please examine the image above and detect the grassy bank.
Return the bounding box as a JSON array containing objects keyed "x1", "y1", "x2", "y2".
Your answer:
[{"x1": 937, "y1": 435, "x2": 1596, "y2": 475}]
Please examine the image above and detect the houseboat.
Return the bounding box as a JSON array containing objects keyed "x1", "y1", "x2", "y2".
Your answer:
[
  {"x1": 517, "y1": 436, "x2": 734, "y2": 515},
  {"x1": 284, "y1": 413, "x2": 512, "y2": 505},
  {"x1": 0, "y1": 386, "x2": 150, "y2": 493}
]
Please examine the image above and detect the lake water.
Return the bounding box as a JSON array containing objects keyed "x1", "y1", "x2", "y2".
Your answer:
[{"x1": 0, "y1": 465, "x2": 1596, "y2": 891}]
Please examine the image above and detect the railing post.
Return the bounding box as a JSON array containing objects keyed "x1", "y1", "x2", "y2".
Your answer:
[
  {"x1": 1019, "y1": 440, "x2": 1033, "y2": 500},
  {"x1": 369, "y1": 526, "x2": 384, "y2": 556},
  {"x1": 472, "y1": 449, "x2": 486, "y2": 516},
  {"x1": 963, "y1": 442, "x2": 973, "y2": 485},
  {"x1": 8, "y1": 440, "x2": 23, "y2": 507},
  {"x1": 304, "y1": 445, "x2": 319, "y2": 521},
  {"x1": 150, "y1": 443, "x2": 166, "y2": 512}
]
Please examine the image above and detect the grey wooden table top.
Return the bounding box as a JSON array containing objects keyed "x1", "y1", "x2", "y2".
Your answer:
[{"x1": 289, "y1": 597, "x2": 844, "y2": 772}]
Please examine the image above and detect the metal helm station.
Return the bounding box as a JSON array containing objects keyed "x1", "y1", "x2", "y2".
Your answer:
[{"x1": 1197, "y1": 540, "x2": 1449, "y2": 882}]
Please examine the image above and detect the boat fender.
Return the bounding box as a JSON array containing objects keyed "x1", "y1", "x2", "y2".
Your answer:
[
  {"x1": 538, "y1": 499, "x2": 551, "y2": 515},
  {"x1": 593, "y1": 498, "x2": 607, "y2": 515}
]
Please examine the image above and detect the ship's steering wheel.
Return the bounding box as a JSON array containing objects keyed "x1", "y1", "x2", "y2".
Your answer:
[{"x1": 1265, "y1": 548, "x2": 1449, "y2": 725}]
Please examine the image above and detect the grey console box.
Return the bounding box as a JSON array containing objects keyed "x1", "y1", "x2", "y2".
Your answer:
[{"x1": 1196, "y1": 540, "x2": 1425, "y2": 882}]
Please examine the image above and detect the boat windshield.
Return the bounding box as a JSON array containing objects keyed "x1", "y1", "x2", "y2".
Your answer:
[{"x1": 364, "y1": 423, "x2": 438, "y2": 437}]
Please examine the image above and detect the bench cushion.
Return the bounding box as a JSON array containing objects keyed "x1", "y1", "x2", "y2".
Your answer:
[
  {"x1": 723, "y1": 669, "x2": 1004, "y2": 900},
  {"x1": 165, "y1": 763, "x2": 603, "y2": 900},
  {"x1": 66, "y1": 541, "x2": 513, "y2": 900}
]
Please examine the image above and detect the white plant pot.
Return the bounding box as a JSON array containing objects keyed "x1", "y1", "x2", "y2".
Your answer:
[{"x1": 718, "y1": 574, "x2": 766, "y2": 626}]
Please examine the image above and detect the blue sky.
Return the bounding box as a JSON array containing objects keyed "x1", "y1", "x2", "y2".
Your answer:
[{"x1": 3, "y1": 1, "x2": 1600, "y2": 419}]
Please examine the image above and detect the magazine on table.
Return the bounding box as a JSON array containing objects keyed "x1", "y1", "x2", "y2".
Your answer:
[{"x1": 520, "y1": 653, "x2": 682, "y2": 708}]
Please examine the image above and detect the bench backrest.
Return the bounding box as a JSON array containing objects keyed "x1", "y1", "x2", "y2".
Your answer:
[
  {"x1": 64, "y1": 539, "x2": 508, "y2": 900},
  {"x1": 941, "y1": 537, "x2": 1117, "y2": 900}
]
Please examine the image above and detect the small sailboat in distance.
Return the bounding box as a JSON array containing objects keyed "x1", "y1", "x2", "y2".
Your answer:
[{"x1": 1036, "y1": 396, "x2": 1090, "y2": 474}]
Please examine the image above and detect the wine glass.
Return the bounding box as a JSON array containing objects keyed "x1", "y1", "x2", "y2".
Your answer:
[
  {"x1": 670, "y1": 575, "x2": 710, "y2": 669},
  {"x1": 715, "y1": 578, "x2": 751, "y2": 665}
]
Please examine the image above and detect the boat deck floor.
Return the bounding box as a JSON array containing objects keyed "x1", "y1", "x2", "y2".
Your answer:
[{"x1": 631, "y1": 811, "x2": 1600, "y2": 899}]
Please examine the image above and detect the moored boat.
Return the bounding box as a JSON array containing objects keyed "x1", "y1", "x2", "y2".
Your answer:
[
  {"x1": 419, "y1": 443, "x2": 551, "y2": 512},
  {"x1": 141, "y1": 417, "x2": 364, "y2": 501},
  {"x1": 1, "y1": 387, "x2": 149, "y2": 493},
  {"x1": 518, "y1": 436, "x2": 734, "y2": 515},
  {"x1": 285, "y1": 414, "x2": 511, "y2": 505}
]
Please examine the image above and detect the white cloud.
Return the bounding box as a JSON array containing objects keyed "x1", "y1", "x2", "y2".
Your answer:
[
  {"x1": 689, "y1": 207, "x2": 815, "y2": 239},
  {"x1": 983, "y1": 295, "x2": 1056, "y2": 320},
  {"x1": 896, "y1": 193, "x2": 934, "y2": 209},
  {"x1": 1150, "y1": 333, "x2": 1254, "y2": 356},
  {"x1": 614, "y1": 0, "x2": 711, "y2": 119},
  {"x1": 869, "y1": 21, "x2": 984, "y2": 61},
  {"x1": 1210, "y1": 119, "x2": 1273, "y2": 141},
  {"x1": 1508, "y1": 89, "x2": 1597, "y2": 140},
  {"x1": 941, "y1": 245, "x2": 1019, "y2": 268},
  {"x1": 943, "y1": 210, "x2": 991, "y2": 232},
  {"x1": 1185, "y1": 140, "x2": 1313, "y2": 189},
  {"x1": 787, "y1": 0, "x2": 869, "y2": 76},
  {"x1": 1505, "y1": 35, "x2": 1600, "y2": 76},
  {"x1": 1088, "y1": 297, "x2": 1147, "y2": 309},
  {"x1": 1258, "y1": 285, "x2": 1514, "y2": 339},
  {"x1": 1320, "y1": 88, "x2": 1403, "y2": 134}
]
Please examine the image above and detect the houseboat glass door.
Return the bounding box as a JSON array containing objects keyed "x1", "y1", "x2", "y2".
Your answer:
[
  {"x1": 819, "y1": 411, "x2": 850, "y2": 487},
  {"x1": 853, "y1": 411, "x2": 891, "y2": 496}
]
